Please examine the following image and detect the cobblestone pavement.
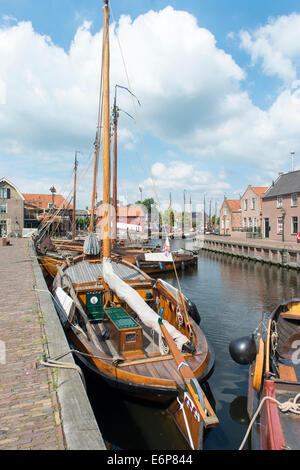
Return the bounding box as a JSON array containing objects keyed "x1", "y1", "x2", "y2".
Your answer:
[{"x1": 0, "y1": 239, "x2": 65, "y2": 450}]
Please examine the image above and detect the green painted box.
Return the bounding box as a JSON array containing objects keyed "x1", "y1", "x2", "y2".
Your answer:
[{"x1": 86, "y1": 291, "x2": 104, "y2": 321}]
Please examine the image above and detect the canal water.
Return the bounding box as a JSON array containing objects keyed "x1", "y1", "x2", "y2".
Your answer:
[{"x1": 85, "y1": 239, "x2": 300, "y2": 450}]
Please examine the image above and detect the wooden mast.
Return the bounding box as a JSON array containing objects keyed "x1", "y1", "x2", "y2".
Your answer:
[
  {"x1": 182, "y1": 189, "x2": 186, "y2": 238},
  {"x1": 72, "y1": 151, "x2": 78, "y2": 240},
  {"x1": 214, "y1": 200, "x2": 217, "y2": 230},
  {"x1": 89, "y1": 136, "x2": 99, "y2": 233},
  {"x1": 102, "y1": 0, "x2": 111, "y2": 259},
  {"x1": 169, "y1": 192, "x2": 172, "y2": 234},
  {"x1": 189, "y1": 195, "x2": 193, "y2": 231},
  {"x1": 112, "y1": 88, "x2": 119, "y2": 243}
]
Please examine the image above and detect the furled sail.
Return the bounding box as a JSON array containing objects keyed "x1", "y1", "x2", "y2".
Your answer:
[
  {"x1": 83, "y1": 232, "x2": 100, "y2": 255},
  {"x1": 102, "y1": 258, "x2": 189, "y2": 351}
]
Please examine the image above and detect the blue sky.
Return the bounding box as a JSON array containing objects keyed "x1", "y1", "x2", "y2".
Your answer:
[{"x1": 1, "y1": 1, "x2": 300, "y2": 211}]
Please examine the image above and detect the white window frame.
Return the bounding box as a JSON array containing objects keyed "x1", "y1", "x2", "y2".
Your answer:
[
  {"x1": 244, "y1": 199, "x2": 248, "y2": 211},
  {"x1": 291, "y1": 193, "x2": 298, "y2": 207},
  {"x1": 277, "y1": 217, "x2": 283, "y2": 234},
  {"x1": 0, "y1": 203, "x2": 7, "y2": 214},
  {"x1": 0, "y1": 188, "x2": 9, "y2": 199},
  {"x1": 277, "y1": 196, "x2": 282, "y2": 208},
  {"x1": 251, "y1": 198, "x2": 256, "y2": 210},
  {"x1": 291, "y1": 216, "x2": 298, "y2": 235}
]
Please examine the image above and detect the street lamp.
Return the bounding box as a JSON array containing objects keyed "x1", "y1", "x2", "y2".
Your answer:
[{"x1": 139, "y1": 185, "x2": 143, "y2": 203}]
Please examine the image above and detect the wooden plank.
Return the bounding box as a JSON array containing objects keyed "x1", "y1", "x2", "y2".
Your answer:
[
  {"x1": 281, "y1": 312, "x2": 300, "y2": 320},
  {"x1": 278, "y1": 365, "x2": 298, "y2": 382}
]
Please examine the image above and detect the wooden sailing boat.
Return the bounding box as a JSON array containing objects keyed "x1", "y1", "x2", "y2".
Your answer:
[
  {"x1": 229, "y1": 299, "x2": 300, "y2": 450},
  {"x1": 50, "y1": 0, "x2": 218, "y2": 450}
]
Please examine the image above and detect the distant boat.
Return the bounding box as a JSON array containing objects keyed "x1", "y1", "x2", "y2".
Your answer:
[
  {"x1": 50, "y1": 0, "x2": 218, "y2": 450},
  {"x1": 229, "y1": 300, "x2": 300, "y2": 450}
]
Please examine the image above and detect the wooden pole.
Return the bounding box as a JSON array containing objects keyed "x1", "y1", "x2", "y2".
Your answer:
[
  {"x1": 203, "y1": 195, "x2": 206, "y2": 232},
  {"x1": 214, "y1": 200, "x2": 217, "y2": 229},
  {"x1": 169, "y1": 192, "x2": 172, "y2": 234},
  {"x1": 102, "y1": 0, "x2": 111, "y2": 259},
  {"x1": 89, "y1": 140, "x2": 99, "y2": 233},
  {"x1": 112, "y1": 89, "x2": 119, "y2": 244},
  {"x1": 72, "y1": 152, "x2": 78, "y2": 240}
]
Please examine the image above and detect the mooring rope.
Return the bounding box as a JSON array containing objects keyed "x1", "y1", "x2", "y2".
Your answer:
[
  {"x1": 176, "y1": 397, "x2": 194, "y2": 450},
  {"x1": 239, "y1": 393, "x2": 300, "y2": 450}
]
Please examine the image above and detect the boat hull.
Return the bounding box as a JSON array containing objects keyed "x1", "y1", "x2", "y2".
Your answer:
[{"x1": 247, "y1": 299, "x2": 300, "y2": 450}]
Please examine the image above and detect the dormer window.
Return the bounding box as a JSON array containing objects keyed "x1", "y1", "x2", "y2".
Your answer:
[{"x1": 48, "y1": 203, "x2": 54, "y2": 209}]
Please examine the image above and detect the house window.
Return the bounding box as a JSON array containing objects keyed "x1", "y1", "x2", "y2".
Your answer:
[
  {"x1": 0, "y1": 220, "x2": 7, "y2": 236},
  {"x1": 224, "y1": 208, "x2": 227, "y2": 216},
  {"x1": 226, "y1": 219, "x2": 230, "y2": 230},
  {"x1": 277, "y1": 217, "x2": 283, "y2": 234},
  {"x1": 291, "y1": 194, "x2": 298, "y2": 207},
  {"x1": 248, "y1": 218, "x2": 252, "y2": 228},
  {"x1": 277, "y1": 196, "x2": 282, "y2": 208},
  {"x1": 254, "y1": 217, "x2": 257, "y2": 229},
  {"x1": 48, "y1": 203, "x2": 54, "y2": 209},
  {"x1": 251, "y1": 198, "x2": 256, "y2": 210},
  {"x1": 244, "y1": 199, "x2": 248, "y2": 210},
  {"x1": 243, "y1": 218, "x2": 247, "y2": 228},
  {"x1": 0, "y1": 203, "x2": 7, "y2": 213},
  {"x1": 0, "y1": 188, "x2": 10, "y2": 199},
  {"x1": 221, "y1": 219, "x2": 225, "y2": 229},
  {"x1": 292, "y1": 216, "x2": 298, "y2": 234}
]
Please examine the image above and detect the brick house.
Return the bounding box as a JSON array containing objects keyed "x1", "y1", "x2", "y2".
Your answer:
[
  {"x1": 0, "y1": 177, "x2": 24, "y2": 237},
  {"x1": 23, "y1": 192, "x2": 73, "y2": 235},
  {"x1": 240, "y1": 185, "x2": 268, "y2": 232},
  {"x1": 219, "y1": 197, "x2": 241, "y2": 235},
  {"x1": 262, "y1": 170, "x2": 300, "y2": 242}
]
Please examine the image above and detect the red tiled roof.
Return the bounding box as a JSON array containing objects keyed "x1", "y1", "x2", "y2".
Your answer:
[
  {"x1": 227, "y1": 199, "x2": 241, "y2": 212},
  {"x1": 22, "y1": 193, "x2": 72, "y2": 210},
  {"x1": 252, "y1": 187, "x2": 268, "y2": 197}
]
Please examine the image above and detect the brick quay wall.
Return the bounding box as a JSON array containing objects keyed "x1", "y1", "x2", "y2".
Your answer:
[
  {"x1": 0, "y1": 238, "x2": 105, "y2": 450},
  {"x1": 202, "y1": 235, "x2": 300, "y2": 269}
]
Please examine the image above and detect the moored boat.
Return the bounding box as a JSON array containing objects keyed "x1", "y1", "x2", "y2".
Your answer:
[
  {"x1": 47, "y1": 0, "x2": 219, "y2": 450},
  {"x1": 229, "y1": 299, "x2": 300, "y2": 450}
]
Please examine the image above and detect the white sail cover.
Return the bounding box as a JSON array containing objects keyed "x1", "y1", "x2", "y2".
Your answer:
[{"x1": 102, "y1": 258, "x2": 189, "y2": 351}]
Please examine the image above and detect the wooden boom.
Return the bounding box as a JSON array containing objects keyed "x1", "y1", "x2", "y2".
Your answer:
[{"x1": 158, "y1": 315, "x2": 218, "y2": 449}]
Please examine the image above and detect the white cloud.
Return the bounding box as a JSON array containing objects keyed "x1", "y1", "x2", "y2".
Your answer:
[
  {"x1": 142, "y1": 160, "x2": 231, "y2": 197},
  {"x1": 1, "y1": 8, "x2": 300, "y2": 208},
  {"x1": 239, "y1": 13, "x2": 300, "y2": 85}
]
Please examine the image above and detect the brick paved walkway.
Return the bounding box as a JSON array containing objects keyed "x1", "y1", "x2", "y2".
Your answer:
[{"x1": 0, "y1": 239, "x2": 65, "y2": 450}]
